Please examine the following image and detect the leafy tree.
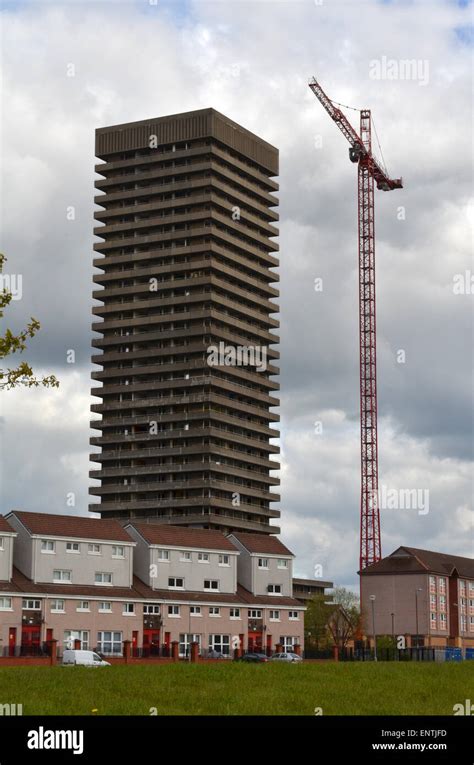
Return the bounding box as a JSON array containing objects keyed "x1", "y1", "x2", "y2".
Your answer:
[
  {"x1": 304, "y1": 594, "x2": 333, "y2": 649},
  {"x1": 0, "y1": 254, "x2": 59, "y2": 390},
  {"x1": 328, "y1": 586, "x2": 361, "y2": 649}
]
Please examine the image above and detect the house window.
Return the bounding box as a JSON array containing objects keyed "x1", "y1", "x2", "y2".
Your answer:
[
  {"x1": 429, "y1": 575, "x2": 436, "y2": 593},
  {"x1": 168, "y1": 605, "x2": 180, "y2": 617},
  {"x1": 123, "y1": 603, "x2": 135, "y2": 615},
  {"x1": 430, "y1": 594, "x2": 437, "y2": 610},
  {"x1": 204, "y1": 580, "x2": 219, "y2": 591},
  {"x1": 470, "y1": 616, "x2": 474, "y2": 632},
  {"x1": 0, "y1": 537, "x2": 3, "y2": 550},
  {"x1": 168, "y1": 577, "x2": 184, "y2": 589},
  {"x1": 459, "y1": 579, "x2": 466, "y2": 596},
  {"x1": 198, "y1": 552, "x2": 210, "y2": 563},
  {"x1": 258, "y1": 558, "x2": 268, "y2": 569},
  {"x1": 218, "y1": 554, "x2": 230, "y2": 566},
  {"x1": 66, "y1": 542, "x2": 80, "y2": 553},
  {"x1": 50, "y1": 599, "x2": 65, "y2": 612},
  {"x1": 289, "y1": 611, "x2": 299, "y2": 620},
  {"x1": 64, "y1": 630, "x2": 89, "y2": 650},
  {"x1": 461, "y1": 615, "x2": 468, "y2": 632},
  {"x1": 209, "y1": 634, "x2": 230, "y2": 655},
  {"x1": 0, "y1": 597, "x2": 12, "y2": 610},
  {"x1": 230, "y1": 608, "x2": 240, "y2": 619},
  {"x1": 438, "y1": 577, "x2": 446, "y2": 594},
  {"x1": 143, "y1": 604, "x2": 160, "y2": 614},
  {"x1": 53, "y1": 570, "x2": 72, "y2": 583},
  {"x1": 209, "y1": 607, "x2": 220, "y2": 617},
  {"x1": 97, "y1": 631, "x2": 122, "y2": 655},
  {"x1": 248, "y1": 610, "x2": 262, "y2": 619},
  {"x1": 430, "y1": 612, "x2": 437, "y2": 629},
  {"x1": 112, "y1": 546, "x2": 125, "y2": 558},
  {"x1": 95, "y1": 572, "x2": 113, "y2": 585},
  {"x1": 267, "y1": 584, "x2": 282, "y2": 595},
  {"x1": 158, "y1": 550, "x2": 170, "y2": 561},
  {"x1": 190, "y1": 606, "x2": 201, "y2": 616},
  {"x1": 277, "y1": 559, "x2": 288, "y2": 569},
  {"x1": 22, "y1": 599, "x2": 41, "y2": 610},
  {"x1": 41, "y1": 540, "x2": 55, "y2": 553},
  {"x1": 180, "y1": 551, "x2": 192, "y2": 562},
  {"x1": 439, "y1": 613, "x2": 447, "y2": 630},
  {"x1": 281, "y1": 636, "x2": 296, "y2": 651},
  {"x1": 179, "y1": 633, "x2": 201, "y2": 658},
  {"x1": 98, "y1": 602, "x2": 112, "y2": 613},
  {"x1": 88, "y1": 544, "x2": 101, "y2": 555},
  {"x1": 76, "y1": 601, "x2": 90, "y2": 612},
  {"x1": 269, "y1": 610, "x2": 280, "y2": 621}
]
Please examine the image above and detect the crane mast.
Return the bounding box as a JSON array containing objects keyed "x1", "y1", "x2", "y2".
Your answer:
[{"x1": 309, "y1": 77, "x2": 402, "y2": 571}]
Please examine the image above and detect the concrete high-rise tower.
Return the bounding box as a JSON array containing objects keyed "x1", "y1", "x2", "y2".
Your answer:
[{"x1": 90, "y1": 108, "x2": 280, "y2": 534}]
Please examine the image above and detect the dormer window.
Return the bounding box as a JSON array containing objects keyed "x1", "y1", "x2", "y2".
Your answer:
[{"x1": 267, "y1": 584, "x2": 281, "y2": 595}]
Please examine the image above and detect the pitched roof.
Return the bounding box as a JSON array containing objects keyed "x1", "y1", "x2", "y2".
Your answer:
[
  {"x1": 229, "y1": 532, "x2": 293, "y2": 556},
  {"x1": 361, "y1": 546, "x2": 474, "y2": 579},
  {"x1": 0, "y1": 516, "x2": 16, "y2": 534},
  {"x1": 127, "y1": 523, "x2": 238, "y2": 552},
  {"x1": 8, "y1": 511, "x2": 133, "y2": 543}
]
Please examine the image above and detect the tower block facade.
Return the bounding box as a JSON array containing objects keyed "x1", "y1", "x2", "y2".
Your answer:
[{"x1": 90, "y1": 109, "x2": 281, "y2": 534}]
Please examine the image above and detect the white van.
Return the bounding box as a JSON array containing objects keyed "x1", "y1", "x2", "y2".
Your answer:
[{"x1": 62, "y1": 649, "x2": 111, "y2": 667}]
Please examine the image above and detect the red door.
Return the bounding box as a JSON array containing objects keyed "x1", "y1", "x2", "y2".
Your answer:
[
  {"x1": 46, "y1": 628, "x2": 53, "y2": 656},
  {"x1": 266, "y1": 634, "x2": 272, "y2": 657},
  {"x1": 8, "y1": 627, "x2": 16, "y2": 657},
  {"x1": 143, "y1": 629, "x2": 160, "y2": 656},
  {"x1": 21, "y1": 626, "x2": 41, "y2": 655},
  {"x1": 132, "y1": 630, "x2": 138, "y2": 657},
  {"x1": 249, "y1": 632, "x2": 263, "y2": 652}
]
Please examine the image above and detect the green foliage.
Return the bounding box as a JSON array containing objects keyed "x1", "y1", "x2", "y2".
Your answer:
[{"x1": 0, "y1": 254, "x2": 59, "y2": 390}]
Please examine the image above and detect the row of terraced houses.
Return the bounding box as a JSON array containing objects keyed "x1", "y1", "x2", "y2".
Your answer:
[{"x1": 0, "y1": 512, "x2": 306, "y2": 658}]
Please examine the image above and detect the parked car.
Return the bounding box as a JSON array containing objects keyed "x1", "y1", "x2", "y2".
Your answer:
[
  {"x1": 207, "y1": 649, "x2": 229, "y2": 659},
  {"x1": 62, "y1": 649, "x2": 111, "y2": 667},
  {"x1": 271, "y1": 652, "x2": 302, "y2": 663},
  {"x1": 235, "y1": 652, "x2": 269, "y2": 663}
]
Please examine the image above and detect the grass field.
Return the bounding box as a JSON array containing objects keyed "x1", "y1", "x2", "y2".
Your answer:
[{"x1": 0, "y1": 662, "x2": 472, "y2": 716}]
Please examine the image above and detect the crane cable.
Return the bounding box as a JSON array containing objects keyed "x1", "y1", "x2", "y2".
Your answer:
[
  {"x1": 371, "y1": 116, "x2": 389, "y2": 177},
  {"x1": 331, "y1": 97, "x2": 391, "y2": 176}
]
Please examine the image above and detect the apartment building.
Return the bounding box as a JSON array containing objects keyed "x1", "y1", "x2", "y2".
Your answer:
[
  {"x1": 90, "y1": 108, "x2": 281, "y2": 535},
  {"x1": 360, "y1": 546, "x2": 474, "y2": 648},
  {"x1": 0, "y1": 512, "x2": 304, "y2": 657},
  {"x1": 292, "y1": 578, "x2": 334, "y2": 604}
]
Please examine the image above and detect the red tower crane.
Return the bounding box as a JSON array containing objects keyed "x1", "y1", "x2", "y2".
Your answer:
[{"x1": 309, "y1": 77, "x2": 403, "y2": 571}]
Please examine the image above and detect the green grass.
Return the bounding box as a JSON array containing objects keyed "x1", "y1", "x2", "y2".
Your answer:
[{"x1": 0, "y1": 662, "x2": 471, "y2": 715}]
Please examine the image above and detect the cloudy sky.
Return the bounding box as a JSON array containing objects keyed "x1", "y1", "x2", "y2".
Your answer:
[{"x1": 1, "y1": 0, "x2": 472, "y2": 589}]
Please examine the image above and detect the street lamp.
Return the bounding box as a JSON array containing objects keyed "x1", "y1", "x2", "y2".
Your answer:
[
  {"x1": 415, "y1": 588, "x2": 423, "y2": 649},
  {"x1": 370, "y1": 595, "x2": 377, "y2": 661}
]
